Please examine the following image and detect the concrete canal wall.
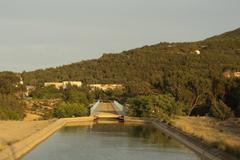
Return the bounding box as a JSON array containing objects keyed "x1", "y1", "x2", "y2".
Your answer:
[
  {"x1": 0, "y1": 117, "x2": 94, "y2": 160},
  {"x1": 0, "y1": 117, "x2": 237, "y2": 160},
  {"x1": 151, "y1": 119, "x2": 237, "y2": 160}
]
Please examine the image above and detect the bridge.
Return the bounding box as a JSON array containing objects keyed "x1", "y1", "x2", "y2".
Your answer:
[{"x1": 90, "y1": 101, "x2": 126, "y2": 120}]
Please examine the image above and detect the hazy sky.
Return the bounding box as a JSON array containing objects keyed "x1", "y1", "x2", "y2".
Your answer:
[{"x1": 0, "y1": 0, "x2": 240, "y2": 72}]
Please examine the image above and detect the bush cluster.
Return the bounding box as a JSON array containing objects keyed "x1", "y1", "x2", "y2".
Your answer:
[
  {"x1": 128, "y1": 94, "x2": 183, "y2": 122},
  {"x1": 53, "y1": 102, "x2": 88, "y2": 118},
  {"x1": 0, "y1": 94, "x2": 24, "y2": 120}
]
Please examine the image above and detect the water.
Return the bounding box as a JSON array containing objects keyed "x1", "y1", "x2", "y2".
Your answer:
[{"x1": 22, "y1": 121, "x2": 201, "y2": 160}]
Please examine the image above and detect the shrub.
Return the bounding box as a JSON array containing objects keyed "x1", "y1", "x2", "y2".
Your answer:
[
  {"x1": 210, "y1": 100, "x2": 234, "y2": 120},
  {"x1": 63, "y1": 89, "x2": 89, "y2": 105},
  {"x1": 31, "y1": 86, "x2": 63, "y2": 99},
  {"x1": 0, "y1": 72, "x2": 21, "y2": 94},
  {"x1": 0, "y1": 94, "x2": 24, "y2": 120},
  {"x1": 53, "y1": 102, "x2": 88, "y2": 118},
  {"x1": 128, "y1": 96, "x2": 149, "y2": 117},
  {"x1": 128, "y1": 94, "x2": 183, "y2": 121}
]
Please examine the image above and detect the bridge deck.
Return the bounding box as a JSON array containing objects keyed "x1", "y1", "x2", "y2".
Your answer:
[{"x1": 91, "y1": 103, "x2": 122, "y2": 118}]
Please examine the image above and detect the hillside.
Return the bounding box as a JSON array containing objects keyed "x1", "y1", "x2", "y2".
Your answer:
[
  {"x1": 23, "y1": 28, "x2": 240, "y2": 85},
  {"x1": 21, "y1": 28, "x2": 240, "y2": 116},
  {"x1": 206, "y1": 27, "x2": 240, "y2": 41}
]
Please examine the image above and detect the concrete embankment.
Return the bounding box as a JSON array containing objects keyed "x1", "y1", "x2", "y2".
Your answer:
[
  {"x1": 151, "y1": 119, "x2": 238, "y2": 160},
  {"x1": 0, "y1": 117, "x2": 236, "y2": 160},
  {"x1": 125, "y1": 117, "x2": 237, "y2": 160},
  {"x1": 0, "y1": 117, "x2": 94, "y2": 160}
]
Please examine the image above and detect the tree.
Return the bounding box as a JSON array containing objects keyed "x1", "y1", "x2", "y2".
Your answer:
[
  {"x1": 210, "y1": 100, "x2": 234, "y2": 120},
  {"x1": 224, "y1": 79, "x2": 240, "y2": 116},
  {"x1": 31, "y1": 86, "x2": 63, "y2": 99},
  {"x1": 186, "y1": 78, "x2": 211, "y2": 116},
  {"x1": 63, "y1": 89, "x2": 89, "y2": 105},
  {"x1": 128, "y1": 94, "x2": 183, "y2": 121},
  {"x1": 0, "y1": 94, "x2": 24, "y2": 120},
  {"x1": 53, "y1": 102, "x2": 88, "y2": 118},
  {"x1": 0, "y1": 72, "x2": 21, "y2": 94},
  {"x1": 128, "y1": 96, "x2": 149, "y2": 117}
]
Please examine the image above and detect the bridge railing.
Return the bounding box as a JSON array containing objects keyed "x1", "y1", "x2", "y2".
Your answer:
[
  {"x1": 112, "y1": 101, "x2": 126, "y2": 115},
  {"x1": 90, "y1": 100, "x2": 100, "y2": 116}
]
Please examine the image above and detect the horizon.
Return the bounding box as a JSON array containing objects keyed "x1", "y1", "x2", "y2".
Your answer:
[
  {"x1": 0, "y1": 0, "x2": 240, "y2": 72},
  {"x1": 4, "y1": 27, "x2": 240, "y2": 74}
]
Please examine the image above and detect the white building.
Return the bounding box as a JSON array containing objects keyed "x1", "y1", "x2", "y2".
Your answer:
[
  {"x1": 62, "y1": 81, "x2": 82, "y2": 88},
  {"x1": 195, "y1": 50, "x2": 201, "y2": 55},
  {"x1": 44, "y1": 82, "x2": 63, "y2": 89},
  {"x1": 233, "y1": 72, "x2": 240, "y2": 77},
  {"x1": 44, "y1": 81, "x2": 82, "y2": 89},
  {"x1": 89, "y1": 84, "x2": 123, "y2": 91},
  {"x1": 223, "y1": 71, "x2": 240, "y2": 78}
]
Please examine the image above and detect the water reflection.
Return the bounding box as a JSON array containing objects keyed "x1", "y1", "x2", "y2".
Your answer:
[{"x1": 22, "y1": 121, "x2": 201, "y2": 160}]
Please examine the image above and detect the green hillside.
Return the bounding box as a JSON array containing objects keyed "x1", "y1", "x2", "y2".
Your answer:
[
  {"x1": 206, "y1": 27, "x2": 240, "y2": 41},
  {"x1": 23, "y1": 28, "x2": 240, "y2": 85},
  {"x1": 21, "y1": 28, "x2": 240, "y2": 117}
]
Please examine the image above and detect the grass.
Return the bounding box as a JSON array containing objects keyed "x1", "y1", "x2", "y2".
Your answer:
[
  {"x1": 172, "y1": 116, "x2": 240, "y2": 158},
  {"x1": 0, "y1": 120, "x2": 53, "y2": 151}
]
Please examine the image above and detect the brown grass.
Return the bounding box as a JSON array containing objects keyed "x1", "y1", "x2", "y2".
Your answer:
[
  {"x1": 0, "y1": 120, "x2": 54, "y2": 151},
  {"x1": 172, "y1": 116, "x2": 240, "y2": 158}
]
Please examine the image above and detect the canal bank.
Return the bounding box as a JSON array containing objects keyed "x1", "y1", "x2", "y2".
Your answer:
[
  {"x1": 0, "y1": 117, "x2": 237, "y2": 160},
  {"x1": 0, "y1": 117, "x2": 94, "y2": 160},
  {"x1": 126, "y1": 117, "x2": 238, "y2": 160}
]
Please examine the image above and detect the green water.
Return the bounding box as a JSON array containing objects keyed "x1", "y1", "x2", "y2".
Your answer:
[{"x1": 22, "y1": 121, "x2": 202, "y2": 160}]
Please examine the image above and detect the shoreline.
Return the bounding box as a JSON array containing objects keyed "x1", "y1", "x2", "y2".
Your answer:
[
  {"x1": 0, "y1": 117, "x2": 94, "y2": 160},
  {"x1": 151, "y1": 119, "x2": 238, "y2": 160},
  {"x1": 0, "y1": 117, "x2": 237, "y2": 160}
]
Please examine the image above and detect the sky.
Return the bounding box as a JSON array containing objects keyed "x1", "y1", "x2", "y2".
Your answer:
[{"x1": 0, "y1": 0, "x2": 240, "y2": 72}]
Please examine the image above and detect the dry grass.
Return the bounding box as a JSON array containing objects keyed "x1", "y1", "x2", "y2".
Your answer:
[
  {"x1": 0, "y1": 120, "x2": 54, "y2": 151},
  {"x1": 23, "y1": 98, "x2": 60, "y2": 120},
  {"x1": 172, "y1": 116, "x2": 240, "y2": 158},
  {"x1": 24, "y1": 112, "x2": 42, "y2": 121}
]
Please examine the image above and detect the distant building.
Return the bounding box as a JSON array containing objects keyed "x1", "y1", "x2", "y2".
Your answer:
[
  {"x1": 25, "y1": 85, "x2": 36, "y2": 96},
  {"x1": 223, "y1": 70, "x2": 240, "y2": 78},
  {"x1": 19, "y1": 77, "x2": 24, "y2": 85},
  {"x1": 62, "y1": 81, "x2": 82, "y2": 88},
  {"x1": 44, "y1": 82, "x2": 63, "y2": 89},
  {"x1": 44, "y1": 81, "x2": 82, "y2": 89},
  {"x1": 233, "y1": 72, "x2": 240, "y2": 77},
  {"x1": 195, "y1": 50, "x2": 201, "y2": 55},
  {"x1": 89, "y1": 84, "x2": 123, "y2": 91},
  {"x1": 223, "y1": 70, "x2": 231, "y2": 78}
]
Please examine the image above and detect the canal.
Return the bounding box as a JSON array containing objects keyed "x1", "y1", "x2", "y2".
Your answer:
[{"x1": 22, "y1": 121, "x2": 202, "y2": 160}]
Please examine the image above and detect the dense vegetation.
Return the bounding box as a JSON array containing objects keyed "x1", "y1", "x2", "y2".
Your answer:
[
  {"x1": 0, "y1": 94, "x2": 24, "y2": 120},
  {"x1": 30, "y1": 86, "x2": 93, "y2": 118},
  {"x1": 0, "y1": 28, "x2": 240, "y2": 120},
  {"x1": 0, "y1": 72, "x2": 25, "y2": 120},
  {"x1": 20, "y1": 28, "x2": 240, "y2": 119},
  {"x1": 53, "y1": 102, "x2": 88, "y2": 118},
  {"x1": 0, "y1": 72, "x2": 24, "y2": 94},
  {"x1": 128, "y1": 94, "x2": 183, "y2": 122}
]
